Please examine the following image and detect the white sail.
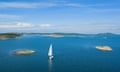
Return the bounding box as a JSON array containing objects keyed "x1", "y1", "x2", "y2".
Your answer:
[{"x1": 48, "y1": 44, "x2": 53, "y2": 56}]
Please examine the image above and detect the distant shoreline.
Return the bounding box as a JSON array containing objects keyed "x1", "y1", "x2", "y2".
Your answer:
[{"x1": 0, "y1": 33, "x2": 119, "y2": 40}]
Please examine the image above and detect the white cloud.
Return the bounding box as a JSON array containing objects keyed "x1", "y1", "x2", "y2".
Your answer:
[
  {"x1": 0, "y1": 22, "x2": 33, "y2": 28},
  {"x1": 0, "y1": 2, "x2": 57, "y2": 8},
  {"x1": 65, "y1": 24, "x2": 120, "y2": 34},
  {"x1": 90, "y1": 8, "x2": 120, "y2": 12},
  {"x1": 0, "y1": 2, "x2": 119, "y2": 12},
  {"x1": 0, "y1": 22, "x2": 119, "y2": 33},
  {"x1": 0, "y1": 22, "x2": 54, "y2": 30},
  {"x1": 0, "y1": 14, "x2": 22, "y2": 19},
  {"x1": 38, "y1": 24, "x2": 52, "y2": 28},
  {"x1": 0, "y1": 2, "x2": 111, "y2": 8},
  {"x1": 64, "y1": 3, "x2": 86, "y2": 7}
]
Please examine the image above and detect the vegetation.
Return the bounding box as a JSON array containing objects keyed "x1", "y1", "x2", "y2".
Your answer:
[
  {"x1": 14, "y1": 50, "x2": 36, "y2": 55},
  {"x1": 24, "y1": 32, "x2": 118, "y2": 37},
  {"x1": 96, "y1": 46, "x2": 112, "y2": 51},
  {"x1": 0, "y1": 33, "x2": 22, "y2": 40},
  {"x1": 0, "y1": 32, "x2": 118, "y2": 39}
]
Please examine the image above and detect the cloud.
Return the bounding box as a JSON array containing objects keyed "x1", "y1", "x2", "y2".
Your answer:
[
  {"x1": 0, "y1": 2, "x2": 119, "y2": 12},
  {"x1": 0, "y1": 22, "x2": 119, "y2": 34},
  {"x1": 0, "y1": 2, "x2": 111, "y2": 8},
  {"x1": 0, "y1": 2, "x2": 87, "y2": 8},
  {"x1": 38, "y1": 24, "x2": 52, "y2": 27},
  {"x1": 0, "y1": 22, "x2": 33, "y2": 28},
  {"x1": 64, "y1": 3, "x2": 86, "y2": 7},
  {"x1": 0, "y1": 14, "x2": 22, "y2": 19},
  {"x1": 90, "y1": 8, "x2": 120, "y2": 12},
  {"x1": 62, "y1": 3, "x2": 120, "y2": 12},
  {"x1": 0, "y1": 22, "x2": 54, "y2": 30},
  {"x1": 66, "y1": 23, "x2": 120, "y2": 34},
  {"x1": 0, "y1": 2, "x2": 57, "y2": 8},
  {"x1": 0, "y1": 2, "x2": 88, "y2": 9}
]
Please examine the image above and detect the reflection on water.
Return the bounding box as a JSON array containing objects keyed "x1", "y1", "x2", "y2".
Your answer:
[{"x1": 48, "y1": 59, "x2": 53, "y2": 72}]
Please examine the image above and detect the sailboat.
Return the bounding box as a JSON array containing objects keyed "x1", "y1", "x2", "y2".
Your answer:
[{"x1": 48, "y1": 44, "x2": 54, "y2": 60}]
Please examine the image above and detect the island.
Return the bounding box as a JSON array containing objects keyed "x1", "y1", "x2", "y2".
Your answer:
[
  {"x1": 23, "y1": 32, "x2": 119, "y2": 38},
  {"x1": 14, "y1": 50, "x2": 36, "y2": 55},
  {"x1": 0, "y1": 33, "x2": 22, "y2": 40},
  {"x1": 46, "y1": 34, "x2": 64, "y2": 38},
  {"x1": 96, "y1": 33, "x2": 116, "y2": 36},
  {"x1": 0, "y1": 33, "x2": 118, "y2": 39},
  {"x1": 96, "y1": 46, "x2": 112, "y2": 51}
]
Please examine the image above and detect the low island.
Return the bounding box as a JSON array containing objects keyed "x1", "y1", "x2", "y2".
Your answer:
[
  {"x1": 96, "y1": 46, "x2": 112, "y2": 51},
  {"x1": 14, "y1": 50, "x2": 36, "y2": 55},
  {"x1": 0, "y1": 33, "x2": 22, "y2": 40},
  {"x1": 47, "y1": 34, "x2": 64, "y2": 38}
]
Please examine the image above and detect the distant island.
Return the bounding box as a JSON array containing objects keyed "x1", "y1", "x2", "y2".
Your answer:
[
  {"x1": 0, "y1": 32, "x2": 119, "y2": 39},
  {"x1": 45, "y1": 34, "x2": 64, "y2": 38},
  {"x1": 95, "y1": 33, "x2": 116, "y2": 36},
  {"x1": 0, "y1": 33, "x2": 22, "y2": 40},
  {"x1": 24, "y1": 32, "x2": 119, "y2": 37}
]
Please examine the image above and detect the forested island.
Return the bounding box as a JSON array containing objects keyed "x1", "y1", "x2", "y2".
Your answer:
[
  {"x1": 24, "y1": 32, "x2": 119, "y2": 37},
  {"x1": 0, "y1": 33, "x2": 119, "y2": 39},
  {"x1": 0, "y1": 33, "x2": 22, "y2": 40}
]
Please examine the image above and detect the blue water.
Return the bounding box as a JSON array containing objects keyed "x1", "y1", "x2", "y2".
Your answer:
[{"x1": 0, "y1": 35, "x2": 120, "y2": 72}]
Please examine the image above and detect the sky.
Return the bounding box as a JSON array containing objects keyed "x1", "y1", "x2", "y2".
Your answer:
[{"x1": 0, "y1": 0, "x2": 120, "y2": 34}]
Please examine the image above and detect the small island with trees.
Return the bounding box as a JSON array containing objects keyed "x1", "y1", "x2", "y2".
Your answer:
[
  {"x1": 0, "y1": 33, "x2": 22, "y2": 40},
  {"x1": 96, "y1": 46, "x2": 112, "y2": 51},
  {"x1": 14, "y1": 50, "x2": 36, "y2": 55}
]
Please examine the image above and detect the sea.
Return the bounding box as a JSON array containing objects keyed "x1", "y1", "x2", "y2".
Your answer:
[{"x1": 0, "y1": 35, "x2": 120, "y2": 72}]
